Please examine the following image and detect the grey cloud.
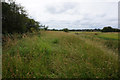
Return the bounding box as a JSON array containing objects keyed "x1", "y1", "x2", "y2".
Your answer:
[
  {"x1": 42, "y1": 20, "x2": 101, "y2": 29},
  {"x1": 108, "y1": 18, "x2": 117, "y2": 21},
  {"x1": 98, "y1": 14, "x2": 106, "y2": 17},
  {"x1": 46, "y1": 2, "x2": 78, "y2": 14},
  {"x1": 42, "y1": 2, "x2": 118, "y2": 29},
  {"x1": 42, "y1": 18, "x2": 117, "y2": 29}
]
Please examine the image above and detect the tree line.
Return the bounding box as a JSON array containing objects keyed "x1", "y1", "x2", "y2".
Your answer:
[
  {"x1": 2, "y1": 1, "x2": 48, "y2": 34},
  {"x1": 101, "y1": 26, "x2": 120, "y2": 32},
  {"x1": 49, "y1": 26, "x2": 120, "y2": 32}
]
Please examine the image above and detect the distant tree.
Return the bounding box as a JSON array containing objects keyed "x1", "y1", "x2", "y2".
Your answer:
[
  {"x1": 101, "y1": 26, "x2": 120, "y2": 32},
  {"x1": 44, "y1": 26, "x2": 48, "y2": 31},
  {"x1": 94, "y1": 28, "x2": 101, "y2": 32},
  {"x1": 63, "y1": 28, "x2": 69, "y2": 32},
  {"x1": 101, "y1": 26, "x2": 113, "y2": 32},
  {"x1": 113, "y1": 28, "x2": 120, "y2": 32},
  {"x1": 52, "y1": 29, "x2": 55, "y2": 31}
]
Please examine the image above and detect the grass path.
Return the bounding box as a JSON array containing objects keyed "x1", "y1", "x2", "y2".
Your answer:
[{"x1": 2, "y1": 31, "x2": 119, "y2": 78}]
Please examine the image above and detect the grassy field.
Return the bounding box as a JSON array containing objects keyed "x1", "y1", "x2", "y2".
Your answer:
[{"x1": 2, "y1": 31, "x2": 119, "y2": 78}]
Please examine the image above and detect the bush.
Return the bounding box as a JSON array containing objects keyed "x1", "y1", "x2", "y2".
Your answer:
[
  {"x1": 101, "y1": 26, "x2": 120, "y2": 32},
  {"x1": 52, "y1": 39, "x2": 59, "y2": 44},
  {"x1": 2, "y1": 1, "x2": 40, "y2": 34},
  {"x1": 63, "y1": 28, "x2": 69, "y2": 32}
]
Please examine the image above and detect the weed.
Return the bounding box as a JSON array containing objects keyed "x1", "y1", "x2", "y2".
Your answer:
[{"x1": 52, "y1": 39, "x2": 59, "y2": 44}]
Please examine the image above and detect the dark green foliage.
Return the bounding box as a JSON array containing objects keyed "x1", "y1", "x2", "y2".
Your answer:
[
  {"x1": 44, "y1": 26, "x2": 48, "y2": 31},
  {"x1": 101, "y1": 26, "x2": 120, "y2": 32},
  {"x1": 63, "y1": 28, "x2": 69, "y2": 32},
  {"x1": 39, "y1": 25, "x2": 49, "y2": 31},
  {"x1": 52, "y1": 29, "x2": 55, "y2": 31},
  {"x1": 2, "y1": 1, "x2": 40, "y2": 34}
]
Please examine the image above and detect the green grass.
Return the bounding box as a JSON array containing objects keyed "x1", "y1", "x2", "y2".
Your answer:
[
  {"x1": 72, "y1": 32, "x2": 119, "y2": 53},
  {"x1": 98, "y1": 33, "x2": 118, "y2": 40},
  {"x1": 2, "y1": 31, "x2": 119, "y2": 78}
]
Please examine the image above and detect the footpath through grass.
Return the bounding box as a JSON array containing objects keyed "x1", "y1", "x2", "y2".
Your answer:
[{"x1": 2, "y1": 31, "x2": 119, "y2": 78}]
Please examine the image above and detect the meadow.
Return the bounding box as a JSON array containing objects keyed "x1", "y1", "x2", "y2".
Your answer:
[{"x1": 2, "y1": 31, "x2": 119, "y2": 78}]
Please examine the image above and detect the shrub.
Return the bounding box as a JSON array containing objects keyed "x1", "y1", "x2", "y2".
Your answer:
[
  {"x1": 63, "y1": 28, "x2": 69, "y2": 32},
  {"x1": 52, "y1": 39, "x2": 59, "y2": 44},
  {"x1": 101, "y1": 26, "x2": 120, "y2": 32}
]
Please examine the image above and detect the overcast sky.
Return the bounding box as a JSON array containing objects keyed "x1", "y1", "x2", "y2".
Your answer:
[{"x1": 15, "y1": 0, "x2": 119, "y2": 29}]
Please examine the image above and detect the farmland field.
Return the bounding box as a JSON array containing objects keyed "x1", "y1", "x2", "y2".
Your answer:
[{"x1": 2, "y1": 31, "x2": 119, "y2": 78}]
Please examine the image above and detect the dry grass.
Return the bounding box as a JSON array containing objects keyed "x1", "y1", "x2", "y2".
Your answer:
[{"x1": 2, "y1": 31, "x2": 119, "y2": 78}]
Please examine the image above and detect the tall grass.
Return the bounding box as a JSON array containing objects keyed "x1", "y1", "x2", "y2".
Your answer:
[
  {"x1": 2, "y1": 31, "x2": 119, "y2": 78},
  {"x1": 72, "y1": 32, "x2": 118, "y2": 53}
]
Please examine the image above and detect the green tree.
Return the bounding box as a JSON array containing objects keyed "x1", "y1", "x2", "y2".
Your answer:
[
  {"x1": 101, "y1": 26, "x2": 113, "y2": 32},
  {"x1": 44, "y1": 26, "x2": 48, "y2": 31},
  {"x1": 2, "y1": 1, "x2": 40, "y2": 34},
  {"x1": 63, "y1": 28, "x2": 69, "y2": 32}
]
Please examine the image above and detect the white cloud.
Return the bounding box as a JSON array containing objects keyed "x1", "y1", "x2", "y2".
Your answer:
[{"x1": 15, "y1": 0, "x2": 118, "y2": 29}]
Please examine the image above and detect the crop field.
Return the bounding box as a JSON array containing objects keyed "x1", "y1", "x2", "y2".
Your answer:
[{"x1": 2, "y1": 31, "x2": 119, "y2": 78}]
